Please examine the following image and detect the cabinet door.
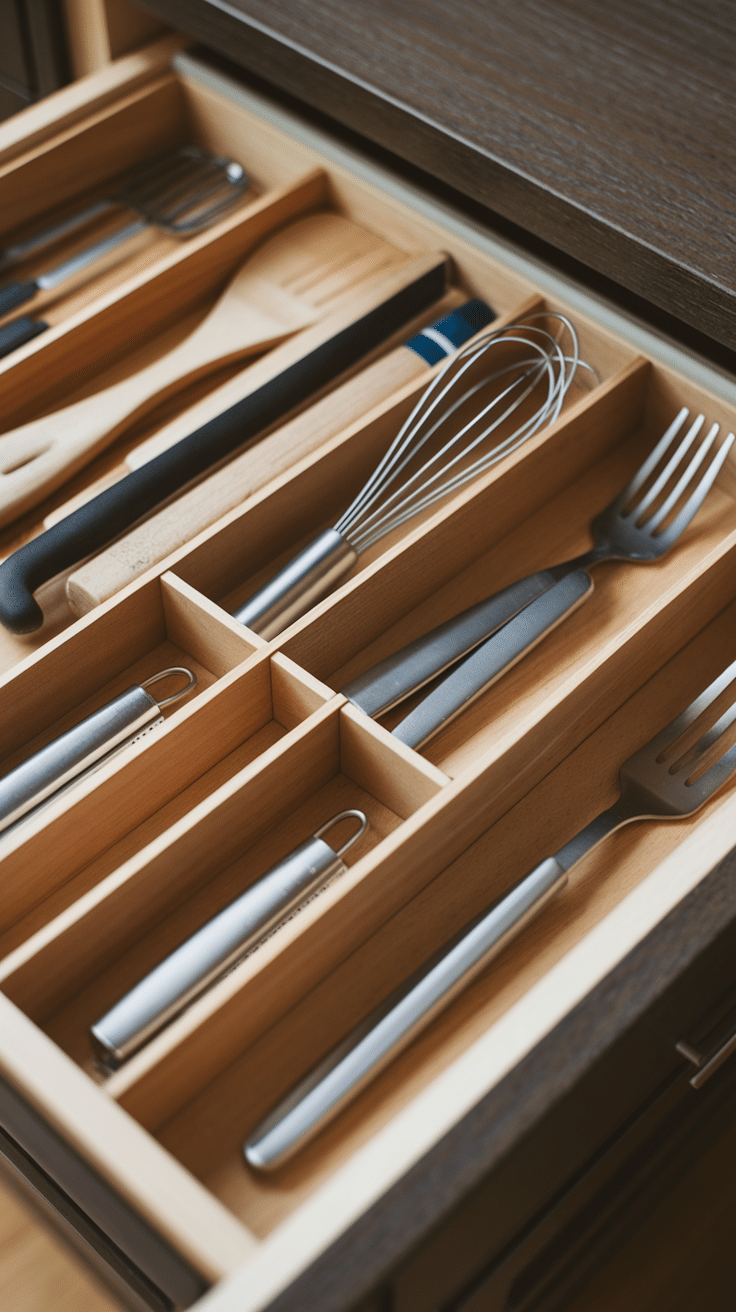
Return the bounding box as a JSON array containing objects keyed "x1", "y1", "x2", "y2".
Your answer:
[{"x1": 0, "y1": 0, "x2": 70, "y2": 122}]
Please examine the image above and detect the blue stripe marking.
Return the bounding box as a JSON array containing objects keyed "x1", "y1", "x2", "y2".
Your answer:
[{"x1": 405, "y1": 298, "x2": 496, "y2": 362}]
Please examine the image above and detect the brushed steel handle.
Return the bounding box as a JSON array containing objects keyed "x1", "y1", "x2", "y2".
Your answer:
[
  {"x1": 676, "y1": 1028, "x2": 736, "y2": 1089},
  {"x1": 244, "y1": 858, "x2": 567, "y2": 1171}
]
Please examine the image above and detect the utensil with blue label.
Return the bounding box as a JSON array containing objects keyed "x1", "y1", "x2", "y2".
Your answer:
[{"x1": 0, "y1": 242, "x2": 450, "y2": 634}]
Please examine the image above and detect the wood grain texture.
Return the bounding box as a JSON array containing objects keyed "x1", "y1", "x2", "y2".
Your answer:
[
  {"x1": 250, "y1": 843, "x2": 736, "y2": 1312},
  {"x1": 135, "y1": 0, "x2": 736, "y2": 349},
  {"x1": 0, "y1": 1178, "x2": 118, "y2": 1312}
]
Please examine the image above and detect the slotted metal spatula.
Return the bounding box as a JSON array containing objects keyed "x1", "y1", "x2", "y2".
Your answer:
[
  {"x1": 244, "y1": 654, "x2": 736, "y2": 1170},
  {"x1": 0, "y1": 146, "x2": 248, "y2": 320}
]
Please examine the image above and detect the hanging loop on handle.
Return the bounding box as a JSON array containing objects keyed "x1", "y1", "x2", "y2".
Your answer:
[
  {"x1": 314, "y1": 809, "x2": 368, "y2": 857},
  {"x1": 141, "y1": 666, "x2": 197, "y2": 708}
]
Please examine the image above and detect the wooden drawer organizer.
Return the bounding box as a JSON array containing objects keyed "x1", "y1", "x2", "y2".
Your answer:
[{"x1": 2, "y1": 40, "x2": 736, "y2": 1311}]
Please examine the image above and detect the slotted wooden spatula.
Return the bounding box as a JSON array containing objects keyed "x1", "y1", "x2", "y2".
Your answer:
[{"x1": 0, "y1": 212, "x2": 407, "y2": 525}]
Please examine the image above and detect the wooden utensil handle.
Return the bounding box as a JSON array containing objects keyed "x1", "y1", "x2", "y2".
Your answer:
[{"x1": 0, "y1": 256, "x2": 448, "y2": 633}]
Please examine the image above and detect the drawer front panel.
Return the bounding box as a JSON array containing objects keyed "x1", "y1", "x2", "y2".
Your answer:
[
  {"x1": 390, "y1": 850, "x2": 736, "y2": 1311},
  {"x1": 0, "y1": 1074, "x2": 206, "y2": 1310}
]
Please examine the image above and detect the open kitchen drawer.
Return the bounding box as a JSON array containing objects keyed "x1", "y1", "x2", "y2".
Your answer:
[{"x1": 2, "y1": 35, "x2": 736, "y2": 1312}]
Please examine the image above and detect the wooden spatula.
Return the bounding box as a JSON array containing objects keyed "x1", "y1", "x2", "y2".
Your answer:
[{"x1": 0, "y1": 212, "x2": 407, "y2": 525}]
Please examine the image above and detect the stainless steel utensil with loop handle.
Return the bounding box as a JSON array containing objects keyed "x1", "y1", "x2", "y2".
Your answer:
[
  {"x1": 233, "y1": 314, "x2": 595, "y2": 638},
  {"x1": 92, "y1": 810, "x2": 367, "y2": 1067},
  {"x1": 340, "y1": 407, "x2": 734, "y2": 744},
  {"x1": 244, "y1": 655, "x2": 736, "y2": 1169},
  {"x1": 0, "y1": 667, "x2": 196, "y2": 836}
]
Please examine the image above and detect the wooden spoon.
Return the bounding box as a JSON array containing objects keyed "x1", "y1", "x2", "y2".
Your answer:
[{"x1": 0, "y1": 212, "x2": 407, "y2": 525}]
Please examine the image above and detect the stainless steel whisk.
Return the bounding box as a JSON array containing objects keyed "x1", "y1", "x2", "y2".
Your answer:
[{"x1": 233, "y1": 314, "x2": 594, "y2": 639}]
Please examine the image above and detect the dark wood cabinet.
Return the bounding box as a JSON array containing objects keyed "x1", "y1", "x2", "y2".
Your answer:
[{"x1": 0, "y1": 0, "x2": 70, "y2": 120}]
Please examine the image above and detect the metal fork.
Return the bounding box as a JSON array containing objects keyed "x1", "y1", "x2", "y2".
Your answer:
[
  {"x1": 342, "y1": 408, "x2": 734, "y2": 746},
  {"x1": 245, "y1": 655, "x2": 736, "y2": 1170}
]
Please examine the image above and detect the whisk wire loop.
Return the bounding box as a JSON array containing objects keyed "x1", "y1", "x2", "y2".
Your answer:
[
  {"x1": 336, "y1": 316, "x2": 587, "y2": 553},
  {"x1": 234, "y1": 313, "x2": 595, "y2": 639}
]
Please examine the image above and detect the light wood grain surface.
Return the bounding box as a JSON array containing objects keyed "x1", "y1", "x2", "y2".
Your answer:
[{"x1": 0, "y1": 1177, "x2": 118, "y2": 1312}]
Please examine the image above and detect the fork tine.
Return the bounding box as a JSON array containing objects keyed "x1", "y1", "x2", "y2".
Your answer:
[
  {"x1": 669, "y1": 695, "x2": 736, "y2": 773},
  {"x1": 646, "y1": 422, "x2": 719, "y2": 531},
  {"x1": 654, "y1": 431, "x2": 735, "y2": 544},
  {"x1": 685, "y1": 738, "x2": 736, "y2": 803},
  {"x1": 618, "y1": 406, "x2": 693, "y2": 506},
  {"x1": 651, "y1": 655, "x2": 736, "y2": 757},
  {"x1": 628, "y1": 413, "x2": 705, "y2": 519}
]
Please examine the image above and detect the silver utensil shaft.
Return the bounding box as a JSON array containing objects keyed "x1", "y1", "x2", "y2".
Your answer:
[
  {"x1": 391, "y1": 570, "x2": 593, "y2": 749},
  {"x1": 244, "y1": 857, "x2": 567, "y2": 1170},
  {"x1": 233, "y1": 529, "x2": 358, "y2": 639},
  {"x1": 343, "y1": 571, "x2": 557, "y2": 717},
  {"x1": 0, "y1": 684, "x2": 161, "y2": 835},
  {"x1": 35, "y1": 218, "x2": 148, "y2": 290},
  {"x1": 92, "y1": 835, "x2": 349, "y2": 1066}
]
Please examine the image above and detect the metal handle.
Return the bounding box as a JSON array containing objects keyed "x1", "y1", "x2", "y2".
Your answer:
[
  {"x1": 0, "y1": 199, "x2": 114, "y2": 269},
  {"x1": 676, "y1": 1028, "x2": 736, "y2": 1088},
  {"x1": 232, "y1": 529, "x2": 358, "y2": 638},
  {"x1": 0, "y1": 668, "x2": 196, "y2": 836},
  {"x1": 391, "y1": 570, "x2": 594, "y2": 750},
  {"x1": 244, "y1": 857, "x2": 568, "y2": 1171},
  {"x1": 91, "y1": 810, "x2": 367, "y2": 1066},
  {"x1": 33, "y1": 218, "x2": 147, "y2": 293},
  {"x1": 0, "y1": 684, "x2": 161, "y2": 836},
  {"x1": 343, "y1": 571, "x2": 557, "y2": 718}
]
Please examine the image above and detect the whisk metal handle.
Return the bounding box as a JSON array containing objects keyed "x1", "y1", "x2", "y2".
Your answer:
[
  {"x1": 244, "y1": 856, "x2": 567, "y2": 1171},
  {"x1": 233, "y1": 529, "x2": 357, "y2": 639}
]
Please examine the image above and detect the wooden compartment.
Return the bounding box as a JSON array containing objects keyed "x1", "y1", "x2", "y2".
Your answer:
[
  {"x1": 2, "y1": 41, "x2": 736, "y2": 1312},
  {"x1": 276, "y1": 359, "x2": 736, "y2": 780},
  {"x1": 4, "y1": 597, "x2": 736, "y2": 1253},
  {"x1": 140, "y1": 596, "x2": 736, "y2": 1240},
  {"x1": 0, "y1": 40, "x2": 333, "y2": 421},
  {"x1": 0, "y1": 575, "x2": 335, "y2": 944},
  {"x1": 0, "y1": 700, "x2": 447, "y2": 1080}
]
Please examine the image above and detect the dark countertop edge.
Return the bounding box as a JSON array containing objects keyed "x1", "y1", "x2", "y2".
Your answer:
[
  {"x1": 135, "y1": 0, "x2": 736, "y2": 355},
  {"x1": 261, "y1": 845, "x2": 736, "y2": 1311}
]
